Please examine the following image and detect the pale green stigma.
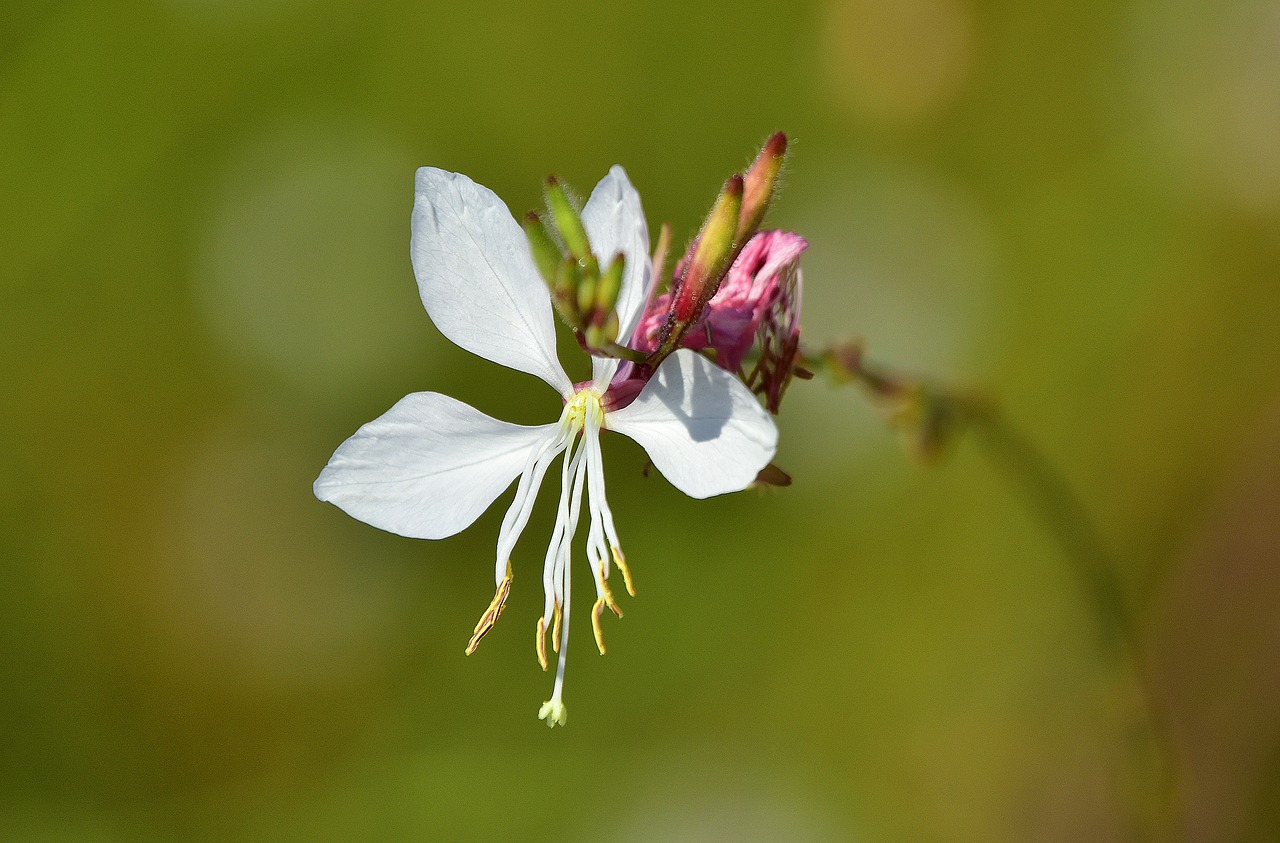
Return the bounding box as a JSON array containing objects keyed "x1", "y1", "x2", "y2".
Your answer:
[{"x1": 538, "y1": 699, "x2": 568, "y2": 728}]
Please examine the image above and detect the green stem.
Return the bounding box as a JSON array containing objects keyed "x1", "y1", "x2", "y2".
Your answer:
[{"x1": 599, "y1": 341, "x2": 648, "y2": 364}]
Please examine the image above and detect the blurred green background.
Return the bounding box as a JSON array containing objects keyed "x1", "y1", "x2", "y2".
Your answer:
[{"x1": 4, "y1": 0, "x2": 1280, "y2": 840}]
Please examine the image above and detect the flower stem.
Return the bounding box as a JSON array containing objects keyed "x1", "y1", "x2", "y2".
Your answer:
[{"x1": 599, "y1": 340, "x2": 649, "y2": 364}]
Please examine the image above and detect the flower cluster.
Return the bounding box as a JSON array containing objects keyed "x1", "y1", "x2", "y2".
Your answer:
[{"x1": 314, "y1": 162, "x2": 786, "y2": 726}]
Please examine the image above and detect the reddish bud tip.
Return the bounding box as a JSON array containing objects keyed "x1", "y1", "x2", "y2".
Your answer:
[
  {"x1": 738, "y1": 133, "x2": 788, "y2": 241},
  {"x1": 764, "y1": 131, "x2": 787, "y2": 158}
]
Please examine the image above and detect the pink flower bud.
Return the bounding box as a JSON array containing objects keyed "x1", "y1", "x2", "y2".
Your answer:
[{"x1": 636, "y1": 230, "x2": 807, "y2": 376}]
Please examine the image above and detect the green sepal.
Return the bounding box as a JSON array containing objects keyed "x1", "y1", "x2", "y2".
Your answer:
[
  {"x1": 544, "y1": 176, "x2": 592, "y2": 264},
  {"x1": 522, "y1": 211, "x2": 562, "y2": 285}
]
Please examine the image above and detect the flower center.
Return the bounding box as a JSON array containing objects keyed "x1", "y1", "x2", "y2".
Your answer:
[{"x1": 564, "y1": 387, "x2": 604, "y2": 429}]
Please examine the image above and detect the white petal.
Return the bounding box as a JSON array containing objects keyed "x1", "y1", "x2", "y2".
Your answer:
[
  {"x1": 412, "y1": 168, "x2": 572, "y2": 395},
  {"x1": 580, "y1": 165, "x2": 652, "y2": 344},
  {"x1": 607, "y1": 350, "x2": 778, "y2": 499},
  {"x1": 314, "y1": 392, "x2": 557, "y2": 539},
  {"x1": 590, "y1": 355, "x2": 621, "y2": 392}
]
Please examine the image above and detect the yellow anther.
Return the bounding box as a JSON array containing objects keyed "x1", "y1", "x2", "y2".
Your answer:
[
  {"x1": 591, "y1": 597, "x2": 608, "y2": 655},
  {"x1": 612, "y1": 546, "x2": 636, "y2": 597},
  {"x1": 551, "y1": 600, "x2": 562, "y2": 654},
  {"x1": 595, "y1": 564, "x2": 623, "y2": 618},
  {"x1": 536, "y1": 616, "x2": 549, "y2": 671},
  {"x1": 465, "y1": 563, "x2": 512, "y2": 655}
]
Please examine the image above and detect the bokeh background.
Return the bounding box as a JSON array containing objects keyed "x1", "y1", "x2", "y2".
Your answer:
[{"x1": 4, "y1": 0, "x2": 1280, "y2": 840}]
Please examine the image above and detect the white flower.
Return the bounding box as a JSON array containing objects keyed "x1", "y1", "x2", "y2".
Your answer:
[{"x1": 314, "y1": 166, "x2": 777, "y2": 726}]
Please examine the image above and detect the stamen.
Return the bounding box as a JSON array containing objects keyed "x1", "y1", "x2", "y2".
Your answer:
[
  {"x1": 595, "y1": 564, "x2": 623, "y2": 617},
  {"x1": 465, "y1": 562, "x2": 512, "y2": 655},
  {"x1": 583, "y1": 414, "x2": 631, "y2": 598},
  {"x1": 542, "y1": 421, "x2": 585, "y2": 641},
  {"x1": 612, "y1": 547, "x2": 637, "y2": 597},
  {"x1": 495, "y1": 427, "x2": 569, "y2": 582},
  {"x1": 551, "y1": 600, "x2": 562, "y2": 654},
  {"x1": 546, "y1": 439, "x2": 588, "y2": 662},
  {"x1": 536, "y1": 616, "x2": 549, "y2": 671},
  {"x1": 591, "y1": 597, "x2": 608, "y2": 655}
]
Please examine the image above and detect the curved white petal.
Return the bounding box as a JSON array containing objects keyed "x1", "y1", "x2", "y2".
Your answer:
[
  {"x1": 580, "y1": 165, "x2": 652, "y2": 344},
  {"x1": 314, "y1": 392, "x2": 557, "y2": 539},
  {"x1": 412, "y1": 168, "x2": 572, "y2": 396},
  {"x1": 607, "y1": 350, "x2": 777, "y2": 499},
  {"x1": 590, "y1": 355, "x2": 621, "y2": 392}
]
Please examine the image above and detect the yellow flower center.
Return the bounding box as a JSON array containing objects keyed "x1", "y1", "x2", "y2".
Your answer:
[{"x1": 565, "y1": 388, "x2": 603, "y2": 428}]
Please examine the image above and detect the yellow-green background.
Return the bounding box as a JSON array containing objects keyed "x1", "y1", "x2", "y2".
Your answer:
[{"x1": 4, "y1": 0, "x2": 1279, "y2": 840}]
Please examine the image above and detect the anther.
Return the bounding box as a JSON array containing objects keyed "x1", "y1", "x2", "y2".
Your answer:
[
  {"x1": 595, "y1": 565, "x2": 623, "y2": 618},
  {"x1": 612, "y1": 547, "x2": 637, "y2": 597},
  {"x1": 591, "y1": 598, "x2": 608, "y2": 655},
  {"x1": 551, "y1": 601, "x2": 563, "y2": 654},
  {"x1": 536, "y1": 616, "x2": 549, "y2": 671},
  {"x1": 465, "y1": 563, "x2": 512, "y2": 655}
]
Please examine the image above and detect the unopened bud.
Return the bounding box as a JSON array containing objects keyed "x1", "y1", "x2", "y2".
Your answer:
[
  {"x1": 651, "y1": 221, "x2": 673, "y2": 292},
  {"x1": 544, "y1": 176, "x2": 593, "y2": 265},
  {"x1": 583, "y1": 310, "x2": 620, "y2": 351},
  {"x1": 738, "y1": 131, "x2": 787, "y2": 242},
  {"x1": 670, "y1": 173, "x2": 743, "y2": 326},
  {"x1": 553, "y1": 256, "x2": 582, "y2": 326},
  {"x1": 575, "y1": 261, "x2": 598, "y2": 319},
  {"x1": 594, "y1": 252, "x2": 625, "y2": 323},
  {"x1": 522, "y1": 211, "x2": 562, "y2": 284}
]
